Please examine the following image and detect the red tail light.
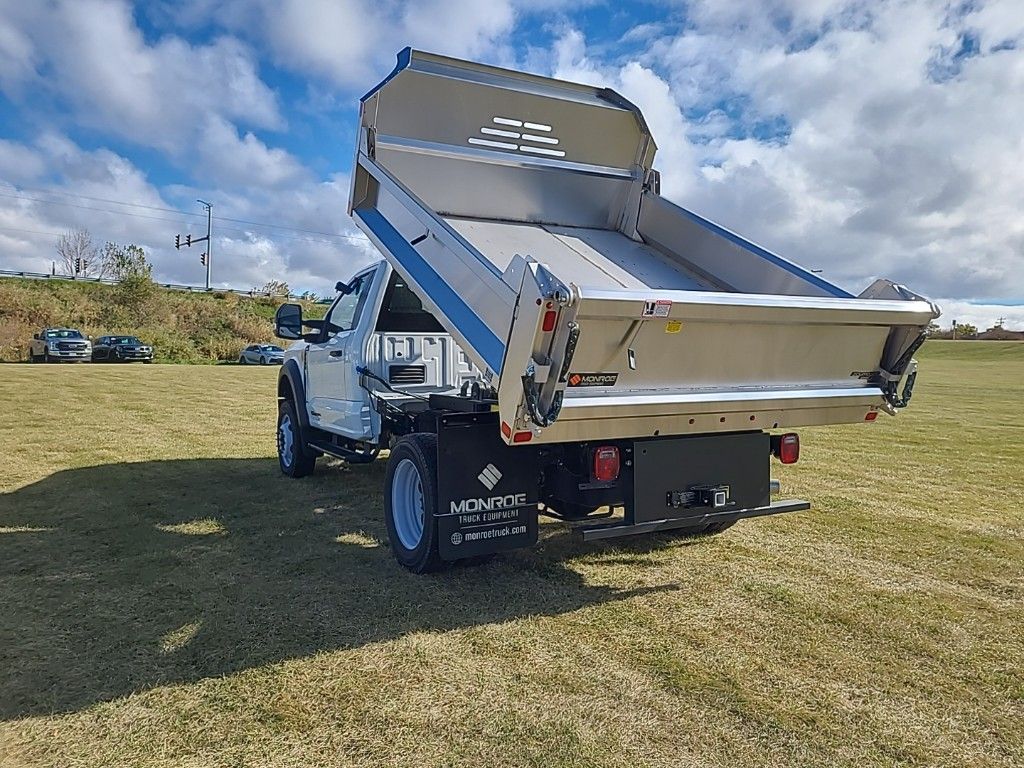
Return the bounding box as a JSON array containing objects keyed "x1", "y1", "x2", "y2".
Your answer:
[
  {"x1": 772, "y1": 433, "x2": 800, "y2": 464},
  {"x1": 592, "y1": 446, "x2": 620, "y2": 481},
  {"x1": 542, "y1": 310, "x2": 557, "y2": 333}
]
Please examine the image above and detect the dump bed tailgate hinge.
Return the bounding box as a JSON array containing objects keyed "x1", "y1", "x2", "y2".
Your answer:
[{"x1": 522, "y1": 321, "x2": 580, "y2": 428}]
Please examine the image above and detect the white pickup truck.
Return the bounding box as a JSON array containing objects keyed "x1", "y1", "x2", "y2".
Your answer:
[{"x1": 273, "y1": 49, "x2": 938, "y2": 573}]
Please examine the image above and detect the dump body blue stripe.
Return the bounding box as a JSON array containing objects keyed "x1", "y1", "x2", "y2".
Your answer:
[
  {"x1": 672, "y1": 204, "x2": 853, "y2": 299},
  {"x1": 360, "y1": 47, "x2": 412, "y2": 103},
  {"x1": 357, "y1": 208, "x2": 506, "y2": 374}
]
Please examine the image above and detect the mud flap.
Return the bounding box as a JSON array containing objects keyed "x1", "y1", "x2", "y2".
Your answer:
[{"x1": 434, "y1": 413, "x2": 540, "y2": 560}]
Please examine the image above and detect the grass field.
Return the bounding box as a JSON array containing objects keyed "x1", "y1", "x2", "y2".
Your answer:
[{"x1": 1, "y1": 341, "x2": 1022, "y2": 767}]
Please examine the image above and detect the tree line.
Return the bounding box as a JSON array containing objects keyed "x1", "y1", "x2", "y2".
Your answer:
[{"x1": 55, "y1": 228, "x2": 152, "y2": 282}]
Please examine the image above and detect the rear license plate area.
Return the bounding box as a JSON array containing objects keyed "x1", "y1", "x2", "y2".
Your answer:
[{"x1": 630, "y1": 433, "x2": 770, "y2": 523}]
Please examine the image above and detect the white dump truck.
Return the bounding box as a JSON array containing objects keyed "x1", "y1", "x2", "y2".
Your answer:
[{"x1": 274, "y1": 49, "x2": 939, "y2": 573}]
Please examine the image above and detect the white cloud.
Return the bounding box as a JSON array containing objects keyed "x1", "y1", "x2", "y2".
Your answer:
[
  {"x1": 1, "y1": 0, "x2": 1022, "y2": 330},
  {"x1": 196, "y1": 117, "x2": 308, "y2": 189},
  {"x1": 0, "y1": 0, "x2": 282, "y2": 153},
  {"x1": 543, "y1": 1, "x2": 1024, "y2": 305},
  {"x1": 931, "y1": 300, "x2": 1024, "y2": 332},
  {"x1": 0, "y1": 136, "x2": 368, "y2": 295},
  {"x1": 176, "y1": 0, "x2": 556, "y2": 88}
]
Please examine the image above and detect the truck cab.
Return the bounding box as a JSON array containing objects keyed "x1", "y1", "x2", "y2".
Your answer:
[{"x1": 278, "y1": 260, "x2": 483, "y2": 446}]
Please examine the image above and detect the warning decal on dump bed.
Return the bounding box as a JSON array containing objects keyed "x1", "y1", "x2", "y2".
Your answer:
[{"x1": 642, "y1": 299, "x2": 672, "y2": 318}]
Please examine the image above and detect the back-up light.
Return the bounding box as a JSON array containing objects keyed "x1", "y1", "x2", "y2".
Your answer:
[
  {"x1": 592, "y1": 446, "x2": 620, "y2": 481},
  {"x1": 771, "y1": 433, "x2": 800, "y2": 464}
]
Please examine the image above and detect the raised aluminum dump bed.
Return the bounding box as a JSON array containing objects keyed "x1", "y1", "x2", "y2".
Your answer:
[{"x1": 349, "y1": 49, "x2": 939, "y2": 445}]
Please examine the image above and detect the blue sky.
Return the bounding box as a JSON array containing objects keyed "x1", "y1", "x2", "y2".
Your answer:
[{"x1": 1, "y1": 0, "x2": 1022, "y2": 329}]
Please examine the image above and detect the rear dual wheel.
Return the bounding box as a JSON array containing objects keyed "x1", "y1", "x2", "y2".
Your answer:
[{"x1": 384, "y1": 434, "x2": 445, "y2": 574}]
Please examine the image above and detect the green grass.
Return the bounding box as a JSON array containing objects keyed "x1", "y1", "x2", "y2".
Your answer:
[{"x1": 1, "y1": 343, "x2": 1022, "y2": 767}]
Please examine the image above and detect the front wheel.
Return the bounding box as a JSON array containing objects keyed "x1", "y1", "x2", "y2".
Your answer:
[
  {"x1": 384, "y1": 434, "x2": 444, "y2": 574},
  {"x1": 277, "y1": 399, "x2": 316, "y2": 478},
  {"x1": 238, "y1": 355, "x2": 247, "y2": 365}
]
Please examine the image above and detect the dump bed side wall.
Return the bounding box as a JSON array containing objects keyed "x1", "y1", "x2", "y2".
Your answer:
[{"x1": 638, "y1": 193, "x2": 853, "y2": 299}]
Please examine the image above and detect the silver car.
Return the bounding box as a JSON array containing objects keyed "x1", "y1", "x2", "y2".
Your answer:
[
  {"x1": 29, "y1": 328, "x2": 92, "y2": 362},
  {"x1": 239, "y1": 344, "x2": 285, "y2": 365}
]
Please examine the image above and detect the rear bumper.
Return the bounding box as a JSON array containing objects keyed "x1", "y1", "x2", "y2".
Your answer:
[{"x1": 578, "y1": 498, "x2": 810, "y2": 541}]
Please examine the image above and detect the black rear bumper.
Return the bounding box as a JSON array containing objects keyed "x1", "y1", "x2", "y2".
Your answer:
[{"x1": 578, "y1": 499, "x2": 810, "y2": 541}]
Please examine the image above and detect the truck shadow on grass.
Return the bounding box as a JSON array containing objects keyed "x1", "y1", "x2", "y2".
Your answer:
[{"x1": 0, "y1": 458, "x2": 681, "y2": 720}]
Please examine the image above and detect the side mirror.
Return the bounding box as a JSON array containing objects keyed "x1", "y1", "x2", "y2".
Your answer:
[
  {"x1": 33, "y1": 333, "x2": 40, "y2": 340},
  {"x1": 274, "y1": 303, "x2": 303, "y2": 340},
  {"x1": 335, "y1": 275, "x2": 362, "y2": 296}
]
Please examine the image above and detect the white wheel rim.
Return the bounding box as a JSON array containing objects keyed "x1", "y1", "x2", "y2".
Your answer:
[
  {"x1": 278, "y1": 412, "x2": 294, "y2": 468},
  {"x1": 392, "y1": 458, "x2": 425, "y2": 550}
]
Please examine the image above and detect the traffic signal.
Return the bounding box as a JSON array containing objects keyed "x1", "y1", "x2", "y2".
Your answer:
[
  {"x1": 175, "y1": 234, "x2": 181, "y2": 249},
  {"x1": 74, "y1": 257, "x2": 82, "y2": 273},
  {"x1": 186, "y1": 234, "x2": 192, "y2": 247},
  {"x1": 200, "y1": 253, "x2": 207, "y2": 266}
]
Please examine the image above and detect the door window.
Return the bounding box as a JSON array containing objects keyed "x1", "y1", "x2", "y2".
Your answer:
[{"x1": 323, "y1": 271, "x2": 373, "y2": 338}]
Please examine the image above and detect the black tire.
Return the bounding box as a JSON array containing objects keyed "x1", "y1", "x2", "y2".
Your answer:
[
  {"x1": 384, "y1": 434, "x2": 445, "y2": 574},
  {"x1": 43, "y1": 351, "x2": 51, "y2": 363},
  {"x1": 277, "y1": 399, "x2": 316, "y2": 478},
  {"x1": 143, "y1": 359, "x2": 152, "y2": 364},
  {"x1": 239, "y1": 355, "x2": 247, "y2": 365}
]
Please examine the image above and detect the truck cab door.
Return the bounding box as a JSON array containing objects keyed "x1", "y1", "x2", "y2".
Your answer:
[{"x1": 304, "y1": 265, "x2": 380, "y2": 437}]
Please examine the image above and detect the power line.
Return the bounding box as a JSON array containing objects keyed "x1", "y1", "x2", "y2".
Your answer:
[
  {"x1": 0, "y1": 185, "x2": 206, "y2": 218},
  {"x1": 0, "y1": 224, "x2": 67, "y2": 238},
  {"x1": 0, "y1": 185, "x2": 367, "y2": 243}
]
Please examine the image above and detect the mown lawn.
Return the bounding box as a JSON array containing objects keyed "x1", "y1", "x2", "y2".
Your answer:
[{"x1": 1, "y1": 341, "x2": 1022, "y2": 767}]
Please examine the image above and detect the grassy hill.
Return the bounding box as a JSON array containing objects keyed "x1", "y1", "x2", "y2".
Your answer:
[
  {"x1": 0, "y1": 277, "x2": 324, "y2": 363},
  {"x1": 917, "y1": 338, "x2": 1024, "y2": 361}
]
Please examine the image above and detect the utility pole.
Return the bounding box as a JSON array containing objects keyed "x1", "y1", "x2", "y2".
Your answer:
[{"x1": 174, "y1": 199, "x2": 213, "y2": 290}]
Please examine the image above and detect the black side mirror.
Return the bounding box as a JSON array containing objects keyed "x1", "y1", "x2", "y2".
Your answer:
[
  {"x1": 335, "y1": 275, "x2": 362, "y2": 296},
  {"x1": 274, "y1": 303, "x2": 303, "y2": 340},
  {"x1": 33, "y1": 333, "x2": 40, "y2": 340}
]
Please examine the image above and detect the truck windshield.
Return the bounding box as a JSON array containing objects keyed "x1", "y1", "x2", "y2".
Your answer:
[
  {"x1": 111, "y1": 337, "x2": 140, "y2": 344},
  {"x1": 45, "y1": 330, "x2": 83, "y2": 339}
]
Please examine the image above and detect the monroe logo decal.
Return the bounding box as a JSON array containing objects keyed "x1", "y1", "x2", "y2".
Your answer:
[
  {"x1": 567, "y1": 372, "x2": 618, "y2": 387},
  {"x1": 450, "y1": 494, "x2": 528, "y2": 515},
  {"x1": 477, "y1": 463, "x2": 502, "y2": 490}
]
